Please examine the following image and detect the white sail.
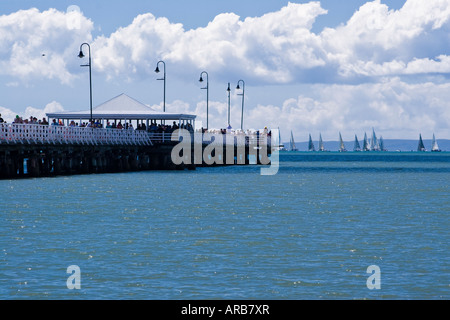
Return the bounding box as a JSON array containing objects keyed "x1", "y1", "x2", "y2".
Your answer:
[
  {"x1": 379, "y1": 136, "x2": 386, "y2": 151},
  {"x1": 371, "y1": 128, "x2": 380, "y2": 151},
  {"x1": 290, "y1": 130, "x2": 298, "y2": 151},
  {"x1": 308, "y1": 134, "x2": 315, "y2": 152},
  {"x1": 339, "y1": 132, "x2": 347, "y2": 152},
  {"x1": 319, "y1": 133, "x2": 325, "y2": 151},
  {"x1": 363, "y1": 132, "x2": 371, "y2": 151},
  {"x1": 431, "y1": 134, "x2": 441, "y2": 152}
]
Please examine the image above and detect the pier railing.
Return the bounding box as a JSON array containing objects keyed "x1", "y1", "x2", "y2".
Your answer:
[
  {"x1": 0, "y1": 123, "x2": 152, "y2": 146},
  {"x1": 0, "y1": 124, "x2": 272, "y2": 148},
  {"x1": 149, "y1": 131, "x2": 271, "y2": 147}
]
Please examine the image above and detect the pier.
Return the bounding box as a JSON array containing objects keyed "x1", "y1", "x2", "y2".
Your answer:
[
  {"x1": 0, "y1": 124, "x2": 272, "y2": 179},
  {"x1": 0, "y1": 93, "x2": 272, "y2": 179}
]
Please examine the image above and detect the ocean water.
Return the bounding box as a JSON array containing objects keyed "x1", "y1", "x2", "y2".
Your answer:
[{"x1": 0, "y1": 152, "x2": 449, "y2": 300}]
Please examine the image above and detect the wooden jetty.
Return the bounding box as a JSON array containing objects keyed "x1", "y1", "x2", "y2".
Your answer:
[
  {"x1": 0, "y1": 94, "x2": 271, "y2": 179},
  {"x1": 0, "y1": 124, "x2": 271, "y2": 179}
]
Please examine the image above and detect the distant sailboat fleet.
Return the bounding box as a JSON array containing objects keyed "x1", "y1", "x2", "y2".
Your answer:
[
  {"x1": 278, "y1": 128, "x2": 443, "y2": 152},
  {"x1": 355, "y1": 128, "x2": 387, "y2": 152}
]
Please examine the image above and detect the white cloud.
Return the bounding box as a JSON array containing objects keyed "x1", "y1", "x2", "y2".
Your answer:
[
  {"x1": 0, "y1": 8, "x2": 93, "y2": 84},
  {"x1": 322, "y1": 0, "x2": 450, "y2": 79},
  {"x1": 0, "y1": 101, "x2": 64, "y2": 123},
  {"x1": 2, "y1": 78, "x2": 449, "y2": 141},
  {"x1": 0, "y1": 106, "x2": 19, "y2": 123},
  {"x1": 93, "y1": 13, "x2": 185, "y2": 80},
  {"x1": 242, "y1": 78, "x2": 450, "y2": 140},
  {"x1": 24, "y1": 101, "x2": 65, "y2": 121},
  {"x1": 2, "y1": 1, "x2": 450, "y2": 84},
  {"x1": 92, "y1": 2, "x2": 328, "y2": 83},
  {"x1": 90, "y1": 0, "x2": 450, "y2": 83}
]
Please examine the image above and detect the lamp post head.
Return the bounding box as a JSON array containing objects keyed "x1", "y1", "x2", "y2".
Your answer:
[
  {"x1": 199, "y1": 76, "x2": 203, "y2": 82},
  {"x1": 78, "y1": 50, "x2": 85, "y2": 58},
  {"x1": 227, "y1": 83, "x2": 231, "y2": 92},
  {"x1": 155, "y1": 66, "x2": 160, "y2": 73},
  {"x1": 236, "y1": 84, "x2": 240, "y2": 90}
]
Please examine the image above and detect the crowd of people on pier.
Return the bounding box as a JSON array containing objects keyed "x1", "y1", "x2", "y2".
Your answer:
[
  {"x1": 1, "y1": 113, "x2": 271, "y2": 138},
  {"x1": 2, "y1": 115, "x2": 49, "y2": 125},
  {"x1": 201, "y1": 126, "x2": 272, "y2": 137},
  {"x1": 2, "y1": 114, "x2": 196, "y2": 134}
]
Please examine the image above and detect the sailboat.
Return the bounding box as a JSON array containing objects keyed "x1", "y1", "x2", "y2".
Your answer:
[
  {"x1": 379, "y1": 136, "x2": 387, "y2": 151},
  {"x1": 371, "y1": 128, "x2": 380, "y2": 151},
  {"x1": 363, "y1": 132, "x2": 371, "y2": 151},
  {"x1": 289, "y1": 130, "x2": 298, "y2": 151},
  {"x1": 353, "y1": 134, "x2": 361, "y2": 152},
  {"x1": 431, "y1": 134, "x2": 441, "y2": 152},
  {"x1": 417, "y1": 134, "x2": 426, "y2": 152},
  {"x1": 338, "y1": 132, "x2": 347, "y2": 152},
  {"x1": 318, "y1": 133, "x2": 326, "y2": 151},
  {"x1": 308, "y1": 134, "x2": 316, "y2": 152},
  {"x1": 277, "y1": 127, "x2": 286, "y2": 151}
]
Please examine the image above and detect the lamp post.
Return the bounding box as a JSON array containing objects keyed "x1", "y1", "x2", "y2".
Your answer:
[
  {"x1": 199, "y1": 71, "x2": 209, "y2": 130},
  {"x1": 236, "y1": 79, "x2": 245, "y2": 131},
  {"x1": 78, "y1": 42, "x2": 93, "y2": 123},
  {"x1": 227, "y1": 82, "x2": 231, "y2": 128},
  {"x1": 155, "y1": 60, "x2": 166, "y2": 112}
]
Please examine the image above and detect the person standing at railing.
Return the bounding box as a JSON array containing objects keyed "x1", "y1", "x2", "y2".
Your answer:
[
  {"x1": 149, "y1": 122, "x2": 158, "y2": 132},
  {"x1": 0, "y1": 114, "x2": 4, "y2": 123},
  {"x1": 13, "y1": 115, "x2": 23, "y2": 123}
]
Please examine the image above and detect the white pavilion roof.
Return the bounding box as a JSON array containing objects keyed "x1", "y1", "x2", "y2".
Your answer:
[{"x1": 46, "y1": 93, "x2": 196, "y2": 120}]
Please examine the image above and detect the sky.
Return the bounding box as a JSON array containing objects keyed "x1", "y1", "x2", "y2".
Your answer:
[{"x1": 1, "y1": 0, "x2": 450, "y2": 141}]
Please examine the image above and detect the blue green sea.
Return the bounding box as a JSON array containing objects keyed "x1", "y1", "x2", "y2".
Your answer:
[{"x1": 1, "y1": 152, "x2": 449, "y2": 299}]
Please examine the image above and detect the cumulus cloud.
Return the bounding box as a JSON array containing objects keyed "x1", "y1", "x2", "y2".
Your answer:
[
  {"x1": 92, "y1": 2, "x2": 328, "y2": 83},
  {"x1": 2, "y1": 1, "x2": 450, "y2": 85},
  {"x1": 93, "y1": 13, "x2": 185, "y2": 80},
  {"x1": 0, "y1": 106, "x2": 19, "y2": 123},
  {"x1": 90, "y1": 0, "x2": 450, "y2": 83},
  {"x1": 0, "y1": 7, "x2": 93, "y2": 84},
  {"x1": 0, "y1": 101, "x2": 64, "y2": 123},
  {"x1": 244, "y1": 78, "x2": 450, "y2": 140},
  {"x1": 323, "y1": 0, "x2": 450, "y2": 79},
  {"x1": 24, "y1": 101, "x2": 65, "y2": 121}
]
